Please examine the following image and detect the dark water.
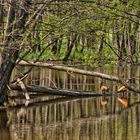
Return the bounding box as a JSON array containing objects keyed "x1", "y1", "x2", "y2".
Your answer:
[{"x1": 0, "y1": 64, "x2": 140, "y2": 140}]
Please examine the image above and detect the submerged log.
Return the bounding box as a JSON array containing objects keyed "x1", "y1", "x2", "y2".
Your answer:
[{"x1": 10, "y1": 85, "x2": 111, "y2": 97}]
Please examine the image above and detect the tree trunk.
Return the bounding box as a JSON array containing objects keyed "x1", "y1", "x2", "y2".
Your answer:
[
  {"x1": 0, "y1": 0, "x2": 4, "y2": 42},
  {"x1": 0, "y1": 0, "x2": 4, "y2": 23},
  {"x1": 0, "y1": 0, "x2": 31, "y2": 104},
  {"x1": 129, "y1": 22, "x2": 139, "y2": 56},
  {"x1": 98, "y1": 36, "x2": 104, "y2": 52},
  {"x1": 0, "y1": 0, "x2": 16, "y2": 103},
  {"x1": 130, "y1": 35, "x2": 136, "y2": 55},
  {"x1": 63, "y1": 34, "x2": 77, "y2": 62},
  {"x1": 116, "y1": 32, "x2": 122, "y2": 61},
  {"x1": 57, "y1": 36, "x2": 63, "y2": 54},
  {"x1": 120, "y1": 34, "x2": 126, "y2": 56},
  {"x1": 10, "y1": 84, "x2": 111, "y2": 97},
  {"x1": 80, "y1": 35, "x2": 85, "y2": 53},
  {"x1": 0, "y1": 50, "x2": 18, "y2": 103},
  {"x1": 116, "y1": 32, "x2": 126, "y2": 61},
  {"x1": 51, "y1": 38, "x2": 58, "y2": 54}
]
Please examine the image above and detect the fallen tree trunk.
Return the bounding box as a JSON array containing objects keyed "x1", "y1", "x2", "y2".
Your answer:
[
  {"x1": 18, "y1": 61, "x2": 140, "y2": 93},
  {"x1": 19, "y1": 60, "x2": 119, "y2": 81},
  {"x1": 10, "y1": 85, "x2": 111, "y2": 97}
]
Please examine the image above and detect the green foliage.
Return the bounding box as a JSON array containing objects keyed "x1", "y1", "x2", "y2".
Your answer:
[{"x1": 18, "y1": 0, "x2": 140, "y2": 65}]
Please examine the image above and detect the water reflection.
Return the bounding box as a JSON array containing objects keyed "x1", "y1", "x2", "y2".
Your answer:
[
  {"x1": 100, "y1": 97, "x2": 108, "y2": 106},
  {"x1": 117, "y1": 97, "x2": 128, "y2": 107},
  {"x1": 2, "y1": 64, "x2": 140, "y2": 139},
  {"x1": 5, "y1": 96, "x2": 140, "y2": 140},
  {"x1": 0, "y1": 110, "x2": 11, "y2": 140}
]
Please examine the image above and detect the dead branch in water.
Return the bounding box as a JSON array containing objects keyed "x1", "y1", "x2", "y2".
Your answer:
[
  {"x1": 18, "y1": 61, "x2": 140, "y2": 93},
  {"x1": 10, "y1": 85, "x2": 111, "y2": 97}
]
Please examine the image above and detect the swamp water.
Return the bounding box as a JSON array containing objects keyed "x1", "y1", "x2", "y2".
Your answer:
[{"x1": 0, "y1": 64, "x2": 140, "y2": 140}]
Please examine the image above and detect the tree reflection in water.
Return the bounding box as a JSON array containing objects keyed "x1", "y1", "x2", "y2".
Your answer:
[
  {"x1": 0, "y1": 110, "x2": 11, "y2": 140},
  {"x1": 1, "y1": 96, "x2": 138, "y2": 140},
  {"x1": 6, "y1": 64, "x2": 140, "y2": 140}
]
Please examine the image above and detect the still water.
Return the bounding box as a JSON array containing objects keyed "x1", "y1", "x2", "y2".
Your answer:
[{"x1": 0, "y1": 64, "x2": 140, "y2": 140}]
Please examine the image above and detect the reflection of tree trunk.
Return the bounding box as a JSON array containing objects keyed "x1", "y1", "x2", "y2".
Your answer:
[
  {"x1": 130, "y1": 35, "x2": 136, "y2": 55},
  {"x1": 0, "y1": 110, "x2": 11, "y2": 140}
]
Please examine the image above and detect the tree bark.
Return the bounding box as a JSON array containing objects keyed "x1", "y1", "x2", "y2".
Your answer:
[
  {"x1": 0, "y1": 50, "x2": 18, "y2": 103},
  {"x1": 0, "y1": 0, "x2": 32, "y2": 104},
  {"x1": 130, "y1": 35, "x2": 136, "y2": 55},
  {"x1": 51, "y1": 38, "x2": 58, "y2": 54},
  {"x1": 129, "y1": 20, "x2": 139, "y2": 56},
  {"x1": 0, "y1": 0, "x2": 16, "y2": 103},
  {"x1": 98, "y1": 36, "x2": 104, "y2": 52},
  {"x1": 63, "y1": 34, "x2": 77, "y2": 62},
  {"x1": 0, "y1": 0, "x2": 4, "y2": 42},
  {"x1": 0, "y1": 0, "x2": 4, "y2": 24},
  {"x1": 10, "y1": 84, "x2": 111, "y2": 97}
]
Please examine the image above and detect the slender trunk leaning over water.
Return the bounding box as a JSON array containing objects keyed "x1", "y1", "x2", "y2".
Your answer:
[{"x1": 0, "y1": 0, "x2": 32, "y2": 104}]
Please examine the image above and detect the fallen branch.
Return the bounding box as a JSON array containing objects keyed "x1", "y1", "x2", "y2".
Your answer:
[
  {"x1": 10, "y1": 85, "x2": 111, "y2": 97},
  {"x1": 18, "y1": 61, "x2": 140, "y2": 93},
  {"x1": 19, "y1": 60, "x2": 119, "y2": 80}
]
